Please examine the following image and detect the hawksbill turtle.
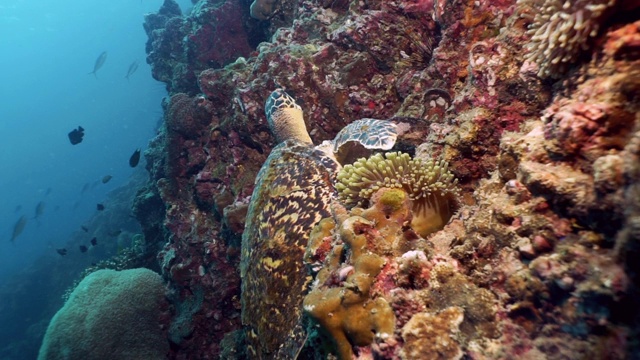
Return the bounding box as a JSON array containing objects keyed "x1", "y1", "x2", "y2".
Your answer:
[{"x1": 240, "y1": 89, "x2": 397, "y2": 359}]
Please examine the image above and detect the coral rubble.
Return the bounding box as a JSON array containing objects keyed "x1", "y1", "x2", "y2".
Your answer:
[{"x1": 131, "y1": 0, "x2": 640, "y2": 358}]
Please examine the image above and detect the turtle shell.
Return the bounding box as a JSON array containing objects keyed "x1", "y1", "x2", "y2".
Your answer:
[{"x1": 240, "y1": 139, "x2": 338, "y2": 358}]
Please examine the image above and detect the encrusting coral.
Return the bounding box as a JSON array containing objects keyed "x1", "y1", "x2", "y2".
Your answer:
[
  {"x1": 336, "y1": 152, "x2": 459, "y2": 238},
  {"x1": 303, "y1": 190, "x2": 406, "y2": 360},
  {"x1": 303, "y1": 185, "x2": 496, "y2": 359},
  {"x1": 400, "y1": 306, "x2": 465, "y2": 360}
]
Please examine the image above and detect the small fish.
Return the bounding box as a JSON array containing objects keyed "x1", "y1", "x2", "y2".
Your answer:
[
  {"x1": 125, "y1": 61, "x2": 139, "y2": 81},
  {"x1": 10, "y1": 215, "x2": 28, "y2": 243},
  {"x1": 81, "y1": 226, "x2": 89, "y2": 232},
  {"x1": 45, "y1": 187, "x2": 52, "y2": 196},
  {"x1": 81, "y1": 183, "x2": 90, "y2": 193},
  {"x1": 88, "y1": 51, "x2": 107, "y2": 78},
  {"x1": 129, "y1": 148, "x2": 141, "y2": 167},
  {"x1": 79, "y1": 245, "x2": 88, "y2": 253},
  {"x1": 14, "y1": 205, "x2": 21, "y2": 213},
  {"x1": 68, "y1": 126, "x2": 85, "y2": 145},
  {"x1": 101, "y1": 175, "x2": 112, "y2": 184},
  {"x1": 56, "y1": 248, "x2": 67, "y2": 256},
  {"x1": 33, "y1": 201, "x2": 45, "y2": 220},
  {"x1": 97, "y1": 203, "x2": 105, "y2": 211},
  {"x1": 90, "y1": 237, "x2": 98, "y2": 246}
]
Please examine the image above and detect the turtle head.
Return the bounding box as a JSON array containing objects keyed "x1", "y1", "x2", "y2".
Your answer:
[{"x1": 265, "y1": 89, "x2": 312, "y2": 145}]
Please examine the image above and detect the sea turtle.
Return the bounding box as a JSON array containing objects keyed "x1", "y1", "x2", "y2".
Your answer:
[{"x1": 240, "y1": 89, "x2": 397, "y2": 359}]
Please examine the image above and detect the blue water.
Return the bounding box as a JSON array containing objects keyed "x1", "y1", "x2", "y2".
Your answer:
[{"x1": 0, "y1": 0, "x2": 191, "y2": 357}]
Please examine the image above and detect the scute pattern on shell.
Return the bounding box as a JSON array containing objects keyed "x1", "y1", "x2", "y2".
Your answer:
[
  {"x1": 332, "y1": 118, "x2": 398, "y2": 152},
  {"x1": 265, "y1": 89, "x2": 302, "y2": 123},
  {"x1": 240, "y1": 139, "x2": 339, "y2": 358}
]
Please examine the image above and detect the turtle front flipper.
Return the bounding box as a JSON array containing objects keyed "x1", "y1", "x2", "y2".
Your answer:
[{"x1": 332, "y1": 118, "x2": 398, "y2": 165}]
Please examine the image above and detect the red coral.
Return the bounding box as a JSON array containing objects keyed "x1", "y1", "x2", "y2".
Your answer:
[
  {"x1": 186, "y1": 1, "x2": 253, "y2": 69},
  {"x1": 166, "y1": 94, "x2": 211, "y2": 139}
]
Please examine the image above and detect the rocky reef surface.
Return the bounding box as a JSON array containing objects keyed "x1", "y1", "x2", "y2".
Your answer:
[{"x1": 138, "y1": 0, "x2": 640, "y2": 358}]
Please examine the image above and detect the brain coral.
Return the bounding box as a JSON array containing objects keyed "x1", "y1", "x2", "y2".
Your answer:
[
  {"x1": 37, "y1": 268, "x2": 168, "y2": 360},
  {"x1": 517, "y1": 0, "x2": 617, "y2": 78},
  {"x1": 336, "y1": 152, "x2": 459, "y2": 237}
]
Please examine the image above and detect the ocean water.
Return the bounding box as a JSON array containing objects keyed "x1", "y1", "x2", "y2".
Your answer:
[{"x1": 0, "y1": 0, "x2": 191, "y2": 358}]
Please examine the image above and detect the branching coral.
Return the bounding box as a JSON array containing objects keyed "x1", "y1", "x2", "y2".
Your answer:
[
  {"x1": 336, "y1": 152, "x2": 459, "y2": 237},
  {"x1": 517, "y1": 0, "x2": 617, "y2": 78}
]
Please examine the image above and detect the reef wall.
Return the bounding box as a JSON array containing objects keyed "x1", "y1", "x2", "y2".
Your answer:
[{"x1": 140, "y1": 0, "x2": 640, "y2": 358}]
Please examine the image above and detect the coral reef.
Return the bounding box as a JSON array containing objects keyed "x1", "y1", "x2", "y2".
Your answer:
[
  {"x1": 400, "y1": 306, "x2": 465, "y2": 360},
  {"x1": 37, "y1": 269, "x2": 168, "y2": 360},
  {"x1": 144, "y1": 0, "x2": 258, "y2": 94},
  {"x1": 303, "y1": 187, "x2": 497, "y2": 358},
  {"x1": 135, "y1": 0, "x2": 640, "y2": 357},
  {"x1": 303, "y1": 203, "x2": 399, "y2": 359},
  {"x1": 516, "y1": 0, "x2": 619, "y2": 78},
  {"x1": 336, "y1": 152, "x2": 459, "y2": 237}
]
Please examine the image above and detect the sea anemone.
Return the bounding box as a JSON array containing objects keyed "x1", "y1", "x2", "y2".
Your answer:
[
  {"x1": 517, "y1": 0, "x2": 617, "y2": 78},
  {"x1": 336, "y1": 152, "x2": 459, "y2": 237}
]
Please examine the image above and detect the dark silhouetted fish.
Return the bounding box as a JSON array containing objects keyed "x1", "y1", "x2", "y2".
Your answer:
[
  {"x1": 81, "y1": 183, "x2": 90, "y2": 194},
  {"x1": 10, "y1": 215, "x2": 28, "y2": 244},
  {"x1": 56, "y1": 248, "x2": 67, "y2": 256},
  {"x1": 81, "y1": 226, "x2": 89, "y2": 232},
  {"x1": 33, "y1": 201, "x2": 45, "y2": 220},
  {"x1": 88, "y1": 51, "x2": 107, "y2": 78},
  {"x1": 14, "y1": 205, "x2": 21, "y2": 213},
  {"x1": 90, "y1": 237, "x2": 97, "y2": 246},
  {"x1": 97, "y1": 203, "x2": 105, "y2": 211},
  {"x1": 101, "y1": 175, "x2": 112, "y2": 184},
  {"x1": 68, "y1": 126, "x2": 85, "y2": 145},
  {"x1": 79, "y1": 245, "x2": 88, "y2": 253},
  {"x1": 129, "y1": 148, "x2": 141, "y2": 167},
  {"x1": 45, "y1": 187, "x2": 52, "y2": 196},
  {"x1": 125, "y1": 61, "x2": 139, "y2": 81}
]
